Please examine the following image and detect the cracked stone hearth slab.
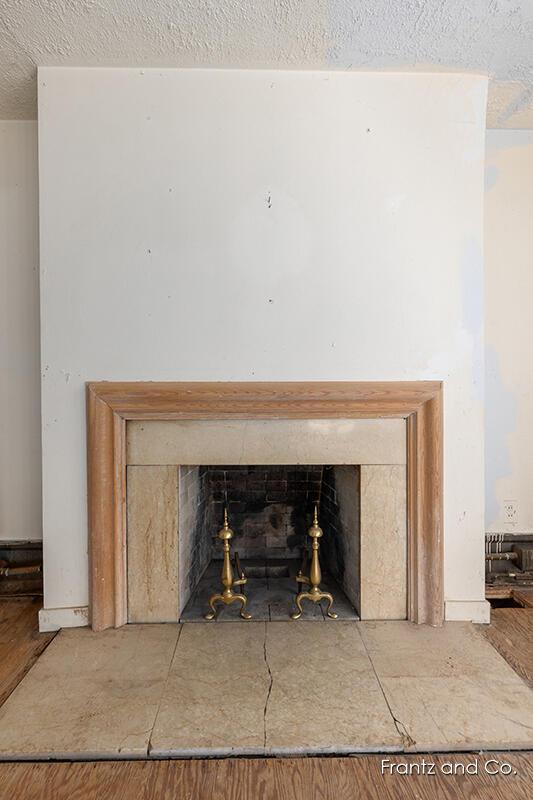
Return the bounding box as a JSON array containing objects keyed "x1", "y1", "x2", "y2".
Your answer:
[
  {"x1": 264, "y1": 621, "x2": 402, "y2": 754},
  {"x1": 379, "y1": 676, "x2": 533, "y2": 752},
  {"x1": 359, "y1": 621, "x2": 533, "y2": 751},
  {"x1": 150, "y1": 622, "x2": 270, "y2": 757},
  {"x1": 358, "y1": 621, "x2": 508, "y2": 679},
  {"x1": 2, "y1": 620, "x2": 532, "y2": 760},
  {"x1": 0, "y1": 625, "x2": 179, "y2": 760}
]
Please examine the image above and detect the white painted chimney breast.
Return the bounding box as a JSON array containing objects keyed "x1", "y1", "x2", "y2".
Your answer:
[{"x1": 38, "y1": 68, "x2": 488, "y2": 625}]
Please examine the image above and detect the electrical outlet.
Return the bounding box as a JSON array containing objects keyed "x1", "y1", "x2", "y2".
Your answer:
[{"x1": 504, "y1": 501, "x2": 518, "y2": 524}]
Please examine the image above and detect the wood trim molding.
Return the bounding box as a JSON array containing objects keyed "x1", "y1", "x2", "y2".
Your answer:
[{"x1": 87, "y1": 381, "x2": 443, "y2": 630}]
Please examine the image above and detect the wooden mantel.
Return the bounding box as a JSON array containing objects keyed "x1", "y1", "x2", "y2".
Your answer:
[{"x1": 87, "y1": 381, "x2": 443, "y2": 630}]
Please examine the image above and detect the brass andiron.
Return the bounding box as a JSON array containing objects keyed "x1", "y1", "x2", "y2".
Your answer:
[
  {"x1": 204, "y1": 509, "x2": 252, "y2": 620},
  {"x1": 291, "y1": 506, "x2": 338, "y2": 620}
]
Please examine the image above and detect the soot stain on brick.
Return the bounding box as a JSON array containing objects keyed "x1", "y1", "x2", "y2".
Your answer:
[
  {"x1": 319, "y1": 467, "x2": 346, "y2": 584},
  {"x1": 206, "y1": 465, "x2": 322, "y2": 558}
]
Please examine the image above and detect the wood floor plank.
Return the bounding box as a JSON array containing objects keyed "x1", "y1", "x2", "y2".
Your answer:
[
  {"x1": 513, "y1": 589, "x2": 533, "y2": 608},
  {"x1": 482, "y1": 608, "x2": 533, "y2": 688},
  {"x1": 0, "y1": 599, "x2": 55, "y2": 708},
  {"x1": 0, "y1": 755, "x2": 532, "y2": 800}
]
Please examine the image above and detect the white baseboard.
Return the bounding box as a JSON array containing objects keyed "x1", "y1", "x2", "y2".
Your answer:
[
  {"x1": 445, "y1": 600, "x2": 491, "y2": 624},
  {"x1": 39, "y1": 606, "x2": 89, "y2": 632}
]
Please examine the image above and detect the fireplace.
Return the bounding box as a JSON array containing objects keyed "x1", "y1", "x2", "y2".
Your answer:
[
  {"x1": 128, "y1": 463, "x2": 364, "y2": 622},
  {"x1": 87, "y1": 382, "x2": 443, "y2": 629},
  {"x1": 124, "y1": 411, "x2": 411, "y2": 623},
  {"x1": 178, "y1": 464, "x2": 329, "y2": 619}
]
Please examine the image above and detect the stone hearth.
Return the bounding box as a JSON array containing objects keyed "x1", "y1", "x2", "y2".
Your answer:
[{"x1": 1, "y1": 621, "x2": 532, "y2": 759}]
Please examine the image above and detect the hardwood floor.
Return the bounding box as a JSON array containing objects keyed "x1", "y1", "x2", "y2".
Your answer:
[
  {"x1": 0, "y1": 599, "x2": 55, "y2": 707},
  {"x1": 482, "y1": 607, "x2": 533, "y2": 688},
  {"x1": 0, "y1": 754, "x2": 532, "y2": 800},
  {"x1": 1, "y1": 600, "x2": 533, "y2": 799}
]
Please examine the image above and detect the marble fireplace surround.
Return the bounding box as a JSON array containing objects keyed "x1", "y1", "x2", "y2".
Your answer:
[
  {"x1": 126, "y1": 428, "x2": 406, "y2": 622},
  {"x1": 87, "y1": 381, "x2": 443, "y2": 631}
]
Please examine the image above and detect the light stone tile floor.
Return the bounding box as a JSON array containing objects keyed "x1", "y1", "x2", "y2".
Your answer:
[{"x1": 1, "y1": 620, "x2": 533, "y2": 759}]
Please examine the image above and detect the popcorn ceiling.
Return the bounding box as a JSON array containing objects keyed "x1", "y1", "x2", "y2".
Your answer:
[{"x1": 1, "y1": 1, "x2": 532, "y2": 122}]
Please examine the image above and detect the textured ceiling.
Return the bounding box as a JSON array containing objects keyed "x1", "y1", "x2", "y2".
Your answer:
[{"x1": 1, "y1": 0, "x2": 533, "y2": 126}]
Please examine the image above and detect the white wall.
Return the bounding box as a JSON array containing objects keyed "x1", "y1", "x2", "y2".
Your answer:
[
  {"x1": 38, "y1": 68, "x2": 488, "y2": 621},
  {"x1": 0, "y1": 121, "x2": 42, "y2": 541},
  {"x1": 485, "y1": 130, "x2": 533, "y2": 534}
]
